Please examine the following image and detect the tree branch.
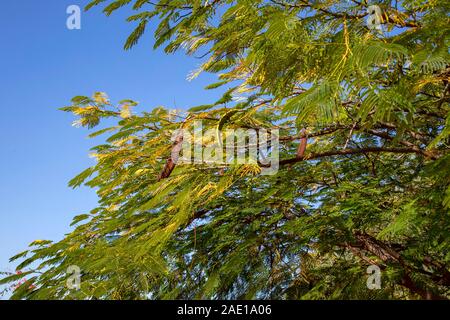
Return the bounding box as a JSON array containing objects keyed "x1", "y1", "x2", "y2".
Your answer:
[{"x1": 268, "y1": 146, "x2": 438, "y2": 167}]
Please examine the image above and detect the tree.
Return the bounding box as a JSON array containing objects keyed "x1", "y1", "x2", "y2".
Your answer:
[{"x1": 1, "y1": 0, "x2": 449, "y2": 300}]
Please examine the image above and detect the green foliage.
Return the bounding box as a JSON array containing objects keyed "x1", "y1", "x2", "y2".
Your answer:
[{"x1": 2, "y1": 0, "x2": 449, "y2": 300}]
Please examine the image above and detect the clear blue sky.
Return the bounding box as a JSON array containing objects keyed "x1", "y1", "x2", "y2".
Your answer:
[{"x1": 0, "y1": 1, "x2": 223, "y2": 280}]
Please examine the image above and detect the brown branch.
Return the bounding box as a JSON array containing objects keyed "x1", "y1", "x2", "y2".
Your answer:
[
  {"x1": 298, "y1": 0, "x2": 366, "y2": 19},
  {"x1": 279, "y1": 126, "x2": 343, "y2": 141},
  {"x1": 366, "y1": 129, "x2": 438, "y2": 159},
  {"x1": 267, "y1": 146, "x2": 437, "y2": 167},
  {"x1": 354, "y1": 232, "x2": 401, "y2": 263},
  {"x1": 350, "y1": 232, "x2": 448, "y2": 300}
]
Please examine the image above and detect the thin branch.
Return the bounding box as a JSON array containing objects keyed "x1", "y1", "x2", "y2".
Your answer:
[{"x1": 264, "y1": 146, "x2": 439, "y2": 167}]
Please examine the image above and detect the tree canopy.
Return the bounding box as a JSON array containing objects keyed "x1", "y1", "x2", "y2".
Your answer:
[{"x1": 1, "y1": 0, "x2": 449, "y2": 299}]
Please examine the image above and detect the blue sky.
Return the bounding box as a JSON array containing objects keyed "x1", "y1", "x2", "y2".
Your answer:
[{"x1": 0, "y1": 1, "x2": 223, "y2": 281}]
